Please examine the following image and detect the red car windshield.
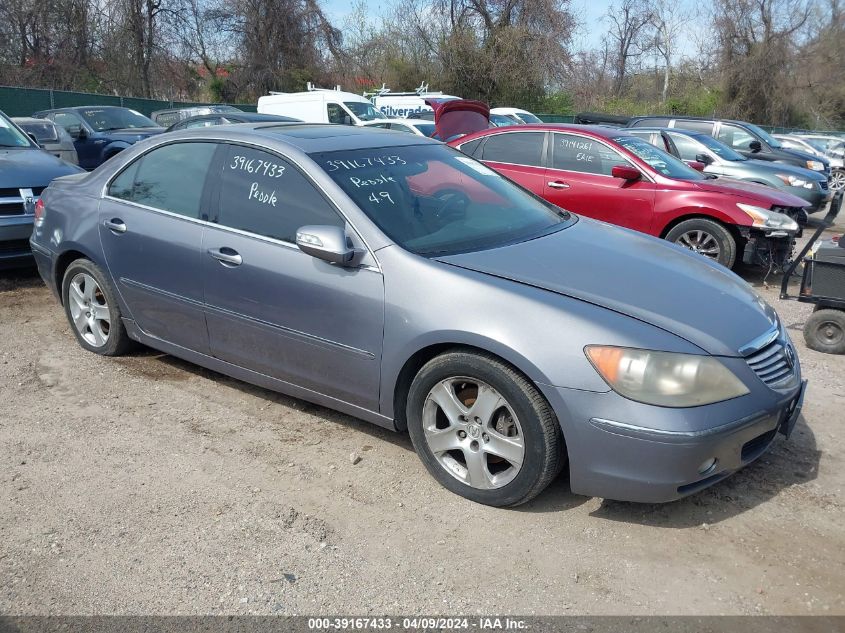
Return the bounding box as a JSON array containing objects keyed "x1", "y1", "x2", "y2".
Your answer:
[{"x1": 614, "y1": 135, "x2": 707, "y2": 181}]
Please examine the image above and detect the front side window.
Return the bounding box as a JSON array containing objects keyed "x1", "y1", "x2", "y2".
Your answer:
[
  {"x1": 52, "y1": 112, "x2": 86, "y2": 136},
  {"x1": 614, "y1": 135, "x2": 705, "y2": 180},
  {"x1": 344, "y1": 102, "x2": 386, "y2": 121},
  {"x1": 107, "y1": 142, "x2": 217, "y2": 217},
  {"x1": 667, "y1": 133, "x2": 706, "y2": 162},
  {"x1": 217, "y1": 146, "x2": 343, "y2": 243},
  {"x1": 481, "y1": 132, "x2": 545, "y2": 167},
  {"x1": 327, "y1": 103, "x2": 347, "y2": 125},
  {"x1": 78, "y1": 107, "x2": 158, "y2": 131},
  {"x1": 717, "y1": 124, "x2": 758, "y2": 151},
  {"x1": 312, "y1": 144, "x2": 572, "y2": 257},
  {"x1": 552, "y1": 133, "x2": 632, "y2": 176}
]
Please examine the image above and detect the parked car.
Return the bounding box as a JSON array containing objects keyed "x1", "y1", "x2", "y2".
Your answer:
[
  {"x1": 258, "y1": 84, "x2": 385, "y2": 125},
  {"x1": 776, "y1": 134, "x2": 845, "y2": 191},
  {"x1": 627, "y1": 116, "x2": 831, "y2": 178},
  {"x1": 426, "y1": 98, "x2": 490, "y2": 142},
  {"x1": 165, "y1": 112, "x2": 299, "y2": 131},
  {"x1": 0, "y1": 109, "x2": 83, "y2": 267},
  {"x1": 360, "y1": 118, "x2": 436, "y2": 137},
  {"x1": 32, "y1": 106, "x2": 165, "y2": 170},
  {"x1": 490, "y1": 107, "x2": 543, "y2": 124},
  {"x1": 450, "y1": 124, "x2": 808, "y2": 269},
  {"x1": 489, "y1": 113, "x2": 519, "y2": 127},
  {"x1": 30, "y1": 123, "x2": 805, "y2": 506},
  {"x1": 626, "y1": 127, "x2": 830, "y2": 211},
  {"x1": 12, "y1": 117, "x2": 78, "y2": 165},
  {"x1": 150, "y1": 105, "x2": 243, "y2": 127},
  {"x1": 367, "y1": 84, "x2": 460, "y2": 118},
  {"x1": 795, "y1": 134, "x2": 845, "y2": 159}
]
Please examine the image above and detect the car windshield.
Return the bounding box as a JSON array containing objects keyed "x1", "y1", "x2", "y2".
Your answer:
[
  {"x1": 312, "y1": 144, "x2": 573, "y2": 256},
  {"x1": 0, "y1": 113, "x2": 34, "y2": 148},
  {"x1": 614, "y1": 135, "x2": 706, "y2": 180},
  {"x1": 344, "y1": 102, "x2": 386, "y2": 121},
  {"x1": 801, "y1": 137, "x2": 832, "y2": 153},
  {"x1": 691, "y1": 133, "x2": 747, "y2": 161},
  {"x1": 78, "y1": 108, "x2": 158, "y2": 131},
  {"x1": 516, "y1": 112, "x2": 543, "y2": 123},
  {"x1": 744, "y1": 122, "x2": 781, "y2": 148}
]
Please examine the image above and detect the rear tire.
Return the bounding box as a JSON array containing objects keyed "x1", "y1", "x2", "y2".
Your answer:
[
  {"x1": 665, "y1": 218, "x2": 737, "y2": 268},
  {"x1": 62, "y1": 259, "x2": 133, "y2": 356},
  {"x1": 804, "y1": 308, "x2": 845, "y2": 354},
  {"x1": 406, "y1": 350, "x2": 564, "y2": 507}
]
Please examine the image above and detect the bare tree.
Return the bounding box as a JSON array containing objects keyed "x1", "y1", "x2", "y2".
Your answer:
[
  {"x1": 650, "y1": 0, "x2": 690, "y2": 103},
  {"x1": 604, "y1": 0, "x2": 654, "y2": 97}
]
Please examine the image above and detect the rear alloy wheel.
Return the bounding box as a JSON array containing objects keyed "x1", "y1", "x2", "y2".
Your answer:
[
  {"x1": 665, "y1": 218, "x2": 737, "y2": 268},
  {"x1": 804, "y1": 308, "x2": 845, "y2": 355},
  {"x1": 62, "y1": 259, "x2": 133, "y2": 356},
  {"x1": 830, "y1": 170, "x2": 845, "y2": 192},
  {"x1": 407, "y1": 351, "x2": 564, "y2": 506}
]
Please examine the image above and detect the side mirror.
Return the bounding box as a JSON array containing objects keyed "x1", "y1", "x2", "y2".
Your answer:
[
  {"x1": 296, "y1": 225, "x2": 355, "y2": 265},
  {"x1": 686, "y1": 160, "x2": 706, "y2": 172},
  {"x1": 695, "y1": 153, "x2": 713, "y2": 165},
  {"x1": 749, "y1": 140, "x2": 762, "y2": 152},
  {"x1": 611, "y1": 164, "x2": 641, "y2": 181}
]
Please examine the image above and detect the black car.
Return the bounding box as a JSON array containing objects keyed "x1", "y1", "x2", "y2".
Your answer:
[
  {"x1": 0, "y1": 110, "x2": 83, "y2": 268},
  {"x1": 165, "y1": 112, "x2": 300, "y2": 131},
  {"x1": 627, "y1": 116, "x2": 831, "y2": 179},
  {"x1": 33, "y1": 106, "x2": 165, "y2": 170}
]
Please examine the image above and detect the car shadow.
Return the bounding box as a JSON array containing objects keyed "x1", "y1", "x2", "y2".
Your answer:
[
  {"x1": 0, "y1": 265, "x2": 41, "y2": 292},
  {"x1": 587, "y1": 415, "x2": 820, "y2": 528}
]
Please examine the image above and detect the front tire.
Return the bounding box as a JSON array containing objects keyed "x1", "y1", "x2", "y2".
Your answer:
[
  {"x1": 665, "y1": 218, "x2": 737, "y2": 268},
  {"x1": 829, "y1": 169, "x2": 845, "y2": 192},
  {"x1": 62, "y1": 259, "x2": 132, "y2": 356},
  {"x1": 804, "y1": 308, "x2": 845, "y2": 354},
  {"x1": 406, "y1": 350, "x2": 564, "y2": 506}
]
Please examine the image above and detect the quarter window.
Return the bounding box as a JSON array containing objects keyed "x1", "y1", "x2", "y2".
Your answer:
[
  {"x1": 217, "y1": 146, "x2": 343, "y2": 243},
  {"x1": 480, "y1": 132, "x2": 545, "y2": 167},
  {"x1": 107, "y1": 142, "x2": 217, "y2": 218},
  {"x1": 551, "y1": 133, "x2": 633, "y2": 175}
]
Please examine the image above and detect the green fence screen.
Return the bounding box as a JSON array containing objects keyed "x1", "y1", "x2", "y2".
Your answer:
[{"x1": 0, "y1": 85, "x2": 257, "y2": 118}]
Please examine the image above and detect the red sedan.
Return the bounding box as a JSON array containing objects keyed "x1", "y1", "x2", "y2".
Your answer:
[{"x1": 448, "y1": 124, "x2": 809, "y2": 269}]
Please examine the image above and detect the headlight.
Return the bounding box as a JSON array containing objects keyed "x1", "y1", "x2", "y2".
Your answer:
[
  {"x1": 737, "y1": 203, "x2": 799, "y2": 232},
  {"x1": 776, "y1": 173, "x2": 814, "y2": 189},
  {"x1": 806, "y1": 160, "x2": 825, "y2": 171},
  {"x1": 585, "y1": 346, "x2": 750, "y2": 407}
]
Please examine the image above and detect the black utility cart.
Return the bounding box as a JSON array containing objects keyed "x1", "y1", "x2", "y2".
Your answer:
[{"x1": 781, "y1": 191, "x2": 845, "y2": 354}]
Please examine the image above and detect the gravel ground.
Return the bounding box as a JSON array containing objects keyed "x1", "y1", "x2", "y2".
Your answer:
[{"x1": 0, "y1": 213, "x2": 843, "y2": 616}]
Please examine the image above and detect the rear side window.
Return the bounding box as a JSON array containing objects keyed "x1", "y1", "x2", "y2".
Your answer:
[
  {"x1": 217, "y1": 146, "x2": 343, "y2": 243},
  {"x1": 551, "y1": 133, "x2": 633, "y2": 175},
  {"x1": 456, "y1": 138, "x2": 482, "y2": 157},
  {"x1": 107, "y1": 142, "x2": 217, "y2": 218},
  {"x1": 673, "y1": 120, "x2": 714, "y2": 135},
  {"x1": 480, "y1": 132, "x2": 545, "y2": 167}
]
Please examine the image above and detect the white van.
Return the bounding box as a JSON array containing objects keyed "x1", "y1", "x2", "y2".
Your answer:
[
  {"x1": 367, "y1": 84, "x2": 461, "y2": 119},
  {"x1": 257, "y1": 84, "x2": 386, "y2": 125}
]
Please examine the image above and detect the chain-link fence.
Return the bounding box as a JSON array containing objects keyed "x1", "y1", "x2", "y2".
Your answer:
[{"x1": 0, "y1": 86, "x2": 257, "y2": 118}]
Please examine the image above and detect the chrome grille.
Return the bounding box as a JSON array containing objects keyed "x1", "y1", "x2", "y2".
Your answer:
[
  {"x1": 745, "y1": 338, "x2": 795, "y2": 386},
  {"x1": 0, "y1": 187, "x2": 37, "y2": 217}
]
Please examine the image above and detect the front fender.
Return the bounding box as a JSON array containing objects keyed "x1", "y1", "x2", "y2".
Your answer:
[{"x1": 655, "y1": 198, "x2": 751, "y2": 235}]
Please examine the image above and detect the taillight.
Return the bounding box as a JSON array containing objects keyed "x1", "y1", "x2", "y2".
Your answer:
[{"x1": 34, "y1": 198, "x2": 45, "y2": 226}]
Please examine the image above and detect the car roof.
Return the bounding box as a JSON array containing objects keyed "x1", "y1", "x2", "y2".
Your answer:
[
  {"x1": 629, "y1": 115, "x2": 750, "y2": 126},
  {"x1": 180, "y1": 113, "x2": 297, "y2": 123},
  {"x1": 628, "y1": 126, "x2": 706, "y2": 137},
  {"x1": 34, "y1": 105, "x2": 129, "y2": 115},
  {"x1": 466, "y1": 123, "x2": 633, "y2": 140},
  {"x1": 162, "y1": 122, "x2": 438, "y2": 153},
  {"x1": 12, "y1": 117, "x2": 49, "y2": 124}
]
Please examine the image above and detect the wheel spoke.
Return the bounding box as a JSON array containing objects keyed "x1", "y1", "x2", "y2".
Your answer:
[
  {"x1": 427, "y1": 381, "x2": 467, "y2": 426},
  {"x1": 464, "y1": 450, "x2": 493, "y2": 489},
  {"x1": 469, "y1": 384, "x2": 503, "y2": 426},
  {"x1": 73, "y1": 309, "x2": 88, "y2": 331},
  {"x1": 425, "y1": 428, "x2": 462, "y2": 454},
  {"x1": 89, "y1": 324, "x2": 107, "y2": 347},
  {"x1": 90, "y1": 304, "x2": 110, "y2": 323},
  {"x1": 483, "y1": 432, "x2": 524, "y2": 467},
  {"x1": 69, "y1": 282, "x2": 86, "y2": 308},
  {"x1": 82, "y1": 275, "x2": 96, "y2": 302}
]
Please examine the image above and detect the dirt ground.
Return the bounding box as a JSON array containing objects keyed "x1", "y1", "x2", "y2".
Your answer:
[{"x1": 1, "y1": 214, "x2": 843, "y2": 616}]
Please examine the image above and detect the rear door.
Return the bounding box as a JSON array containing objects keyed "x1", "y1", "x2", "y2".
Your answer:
[
  {"x1": 99, "y1": 141, "x2": 220, "y2": 352},
  {"x1": 477, "y1": 130, "x2": 548, "y2": 194},
  {"x1": 544, "y1": 132, "x2": 655, "y2": 232},
  {"x1": 201, "y1": 144, "x2": 385, "y2": 410}
]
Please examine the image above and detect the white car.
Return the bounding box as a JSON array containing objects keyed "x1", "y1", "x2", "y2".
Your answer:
[
  {"x1": 361, "y1": 118, "x2": 436, "y2": 137},
  {"x1": 490, "y1": 107, "x2": 543, "y2": 124}
]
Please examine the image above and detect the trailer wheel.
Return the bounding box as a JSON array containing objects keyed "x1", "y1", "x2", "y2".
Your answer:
[{"x1": 804, "y1": 308, "x2": 845, "y2": 354}]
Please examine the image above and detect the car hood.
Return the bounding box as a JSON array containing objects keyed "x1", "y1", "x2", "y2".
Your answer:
[
  {"x1": 436, "y1": 218, "x2": 778, "y2": 357},
  {"x1": 744, "y1": 159, "x2": 827, "y2": 181},
  {"x1": 776, "y1": 146, "x2": 830, "y2": 168},
  {"x1": 96, "y1": 127, "x2": 165, "y2": 140},
  {"x1": 690, "y1": 177, "x2": 809, "y2": 207},
  {"x1": 0, "y1": 148, "x2": 84, "y2": 188}
]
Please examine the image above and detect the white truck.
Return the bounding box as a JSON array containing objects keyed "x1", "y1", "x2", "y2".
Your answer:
[
  {"x1": 257, "y1": 83, "x2": 386, "y2": 125},
  {"x1": 366, "y1": 84, "x2": 461, "y2": 119}
]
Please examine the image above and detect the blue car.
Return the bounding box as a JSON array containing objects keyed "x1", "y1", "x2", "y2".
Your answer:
[{"x1": 33, "y1": 106, "x2": 165, "y2": 170}]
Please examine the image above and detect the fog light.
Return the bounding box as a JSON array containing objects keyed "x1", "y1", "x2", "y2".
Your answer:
[{"x1": 698, "y1": 457, "x2": 718, "y2": 475}]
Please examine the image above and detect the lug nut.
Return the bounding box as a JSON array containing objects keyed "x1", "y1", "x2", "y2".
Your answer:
[
  {"x1": 458, "y1": 430, "x2": 467, "y2": 439},
  {"x1": 482, "y1": 433, "x2": 489, "y2": 442}
]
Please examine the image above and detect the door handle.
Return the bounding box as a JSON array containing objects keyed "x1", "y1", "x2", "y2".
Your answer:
[
  {"x1": 208, "y1": 247, "x2": 243, "y2": 267},
  {"x1": 104, "y1": 218, "x2": 127, "y2": 233},
  {"x1": 547, "y1": 181, "x2": 570, "y2": 189}
]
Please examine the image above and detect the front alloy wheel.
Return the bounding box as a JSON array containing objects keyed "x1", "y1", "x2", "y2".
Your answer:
[{"x1": 830, "y1": 170, "x2": 845, "y2": 192}]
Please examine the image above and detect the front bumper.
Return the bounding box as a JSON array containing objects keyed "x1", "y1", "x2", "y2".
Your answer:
[
  {"x1": 0, "y1": 215, "x2": 35, "y2": 268},
  {"x1": 540, "y1": 371, "x2": 804, "y2": 503},
  {"x1": 791, "y1": 185, "x2": 832, "y2": 213}
]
